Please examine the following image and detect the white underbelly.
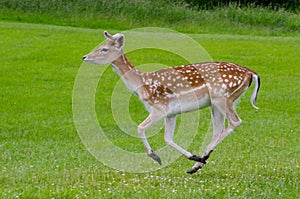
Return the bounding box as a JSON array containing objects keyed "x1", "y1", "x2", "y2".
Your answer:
[{"x1": 168, "y1": 94, "x2": 211, "y2": 115}]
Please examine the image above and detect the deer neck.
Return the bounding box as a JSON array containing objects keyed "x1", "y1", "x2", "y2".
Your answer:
[{"x1": 111, "y1": 53, "x2": 143, "y2": 92}]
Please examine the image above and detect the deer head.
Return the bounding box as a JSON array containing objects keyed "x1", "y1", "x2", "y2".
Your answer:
[{"x1": 82, "y1": 31, "x2": 125, "y2": 64}]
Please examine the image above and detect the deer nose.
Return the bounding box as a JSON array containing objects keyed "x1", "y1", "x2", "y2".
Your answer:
[{"x1": 82, "y1": 55, "x2": 87, "y2": 60}]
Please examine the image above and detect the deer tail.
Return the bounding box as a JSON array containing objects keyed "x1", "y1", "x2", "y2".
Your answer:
[{"x1": 250, "y1": 73, "x2": 260, "y2": 110}]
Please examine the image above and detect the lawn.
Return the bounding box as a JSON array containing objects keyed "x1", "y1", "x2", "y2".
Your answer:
[{"x1": 0, "y1": 21, "x2": 299, "y2": 198}]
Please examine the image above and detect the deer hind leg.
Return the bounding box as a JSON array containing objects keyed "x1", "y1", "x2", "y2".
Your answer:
[
  {"x1": 216, "y1": 101, "x2": 242, "y2": 144},
  {"x1": 187, "y1": 105, "x2": 225, "y2": 174},
  {"x1": 164, "y1": 116, "x2": 194, "y2": 158},
  {"x1": 188, "y1": 101, "x2": 242, "y2": 174},
  {"x1": 137, "y1": 108, "x2": 165, "y2": 165},
  {"x1": 207, "y1": 101, "x2": 242, "y2": 152}
]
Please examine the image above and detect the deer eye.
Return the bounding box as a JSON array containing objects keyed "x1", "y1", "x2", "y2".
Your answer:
[{"x1": 101, "y1": 48, "x2": 108, "y2": 52}]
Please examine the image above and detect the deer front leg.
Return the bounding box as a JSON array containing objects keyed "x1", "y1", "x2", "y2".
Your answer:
[
  {"x1": 137, "y1": 109, "x2": 165, "y2": 165},
  {"x1": 164, "y1": 116, "x2": 195, "y2": 159}
]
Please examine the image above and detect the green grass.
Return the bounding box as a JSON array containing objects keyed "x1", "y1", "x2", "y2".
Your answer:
[
  {"x1": 0, "y1": 0, "x2": 299, "y2": 36},
  {"x1": 1, "y1": 21, "x2": 299, "y2": 198}
]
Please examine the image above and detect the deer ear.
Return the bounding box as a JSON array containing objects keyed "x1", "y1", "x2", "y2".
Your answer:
[
  {"x1": 114, "y1": 34, "x2": 125, "y2": 50},
  {"x1": 104, "y1": 31, "x2": 113, "y2": 40}
]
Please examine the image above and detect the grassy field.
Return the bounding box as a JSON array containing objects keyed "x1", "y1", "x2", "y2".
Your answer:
[
  {"x1": 0, "y1": 0, "x2": 299, "y2": 36},
  {"x1": 1, "y1": 20, "x2": 299, "y2": 198}
]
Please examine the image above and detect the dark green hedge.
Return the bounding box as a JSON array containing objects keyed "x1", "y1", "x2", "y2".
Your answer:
[{"x1": 182, "y1": 0, "x2": 299, "y2": 11}]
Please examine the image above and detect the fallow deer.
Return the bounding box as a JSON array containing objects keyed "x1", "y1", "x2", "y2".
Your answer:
[{"x1": 82, "y1": 31, "x2": 260, "y2": 174}]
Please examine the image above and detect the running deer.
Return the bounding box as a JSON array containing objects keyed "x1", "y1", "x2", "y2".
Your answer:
[{"x1": 82, "y1": 31, "x2": 260, "y2": 174}]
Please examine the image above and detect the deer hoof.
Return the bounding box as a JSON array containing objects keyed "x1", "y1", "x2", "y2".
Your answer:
[
  {"x1": 188, "y1": 155, "x2": 206, "y2": 164},
  {"x1": 187, "y1": 168, "x2": 197, "y2": 174},
  {"x1": 187, "y1": 166, "x2": 201, "y2": 174},
  {"x1": 149, "y1": 151, "x2": 162, "y2": 165},
  {"x1": 187, "y1": 163, "x2": 205, "y2": 174}
]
